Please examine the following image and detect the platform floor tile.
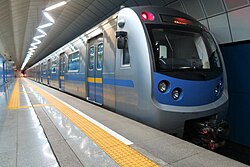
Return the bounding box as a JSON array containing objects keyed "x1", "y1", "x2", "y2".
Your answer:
[
  {"x1": 24, "y1": 78, "x2": 160, "y2": 167},
  {"x1": 0, "y1": 80, "x2": 59, "y2": 167},
  {"x1": 0, "y1": 150, "x2": 16, "y2": 167},
  {"x1": 17, "y1": 143, "x2": 57, "y2": 167}
]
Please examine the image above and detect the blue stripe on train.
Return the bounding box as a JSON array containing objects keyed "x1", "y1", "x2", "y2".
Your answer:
[
  {"x1": 103, "y1": 78, "x2": 134, "y2": 87},
  {"x1": 64, "y1": 73, "x2": 134, "y2": 88}
]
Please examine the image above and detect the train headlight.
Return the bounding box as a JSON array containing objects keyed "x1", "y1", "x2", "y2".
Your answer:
[
  {"x1": 215, "y1": 85, "x2": 220, "y2": 96},
  {"x1": 172, "y1": 88, "x2": 182, "y2": 100},
  {"x1": 158, "y1": 81, "x2": 169, "y2": 93},
  {"x1": 219, "y1": 80, "x2": 223, "y2": 90}
]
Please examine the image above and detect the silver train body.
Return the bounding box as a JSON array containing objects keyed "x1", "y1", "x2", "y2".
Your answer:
[{"x1": 27, "y1": 6, "x2": 229, "y2": 136}]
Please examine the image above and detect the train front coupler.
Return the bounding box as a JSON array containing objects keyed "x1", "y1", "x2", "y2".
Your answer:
[
  {"x1": 184, "y1": 117, "x2": 229, "y2": 150},
  {"x1": 196, "y1": 119, "x2": 229, "y2": 150}
]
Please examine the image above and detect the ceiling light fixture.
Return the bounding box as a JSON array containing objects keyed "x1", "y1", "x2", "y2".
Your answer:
[
  {"x1": 28, "y1": 52, "x2": 33, "y2": 55},
  {"x1": 28, "y1": 48, "x2": 35, "y2": 50},
  {"x1": 21, "y1": 1, "x2": 69, "y2": 71},
  {"x1": 33, "y1": 34, "x2": 46, "y2": 39},
  {"x1": 37, "y1": 23, "x2": 53, "y2": 29},
  {"x1": 43, "y1": 12, "x2": 55, "y2": 23},
  {"x1": 44, "y1": 1, "x2": 67, "y2": 11},
  {"x1": 31, "y1": 42, "x2": 40, "y2": 47},
  {"x1": 28, "y1": 50, "x2": 36, "y2": 53},
  {"x1": 30, "y1": 45, "x2": 38, "y2": 49},
  {"x1": 37, "y1": 29, "x2": 47, "y2": 35}
]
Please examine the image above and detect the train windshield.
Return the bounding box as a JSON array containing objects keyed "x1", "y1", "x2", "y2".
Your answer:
[{"x1": 147, "y1": 25, "x2": 222, "y2": 74}]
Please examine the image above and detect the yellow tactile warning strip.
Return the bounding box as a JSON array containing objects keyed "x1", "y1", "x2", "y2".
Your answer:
[
  {"x1": 20, "y1": 91, "x2": 33, "y2": 94},
  {"x1": 27, "y1": 80, "x2": 159, "y2": 167},
  {"x1": 7, "y1": 79, "x2": 20, "y2": 110},
  {"x1": 18, "y1": 106, "x2": 32, "y2": 109},
  {"x1": 33, "y1": 104, "x2": 52, "y2": 108},
  {"x1": 7, "y1": 80, "x2": 51, "y2": 110},
  {"x1": 17, "y1": 104, "x2": 52, "y2": 109}
]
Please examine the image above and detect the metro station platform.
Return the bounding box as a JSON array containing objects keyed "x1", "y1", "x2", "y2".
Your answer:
[{"x1": 0, "y1": 78, "x2": 248, "y2": 167}]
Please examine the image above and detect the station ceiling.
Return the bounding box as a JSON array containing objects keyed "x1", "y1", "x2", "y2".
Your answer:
[{"x1": 0, "y1": 0, "x2": 248, "y2": 70}]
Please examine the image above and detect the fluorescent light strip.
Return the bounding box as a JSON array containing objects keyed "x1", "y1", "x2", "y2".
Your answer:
[
  {"x1": 21, "y1": 1, "x2": 69, "y2": 70},
  {"x1": 31, "y1": 43, "x2": 40, "y2": 47},
  {"x1": 30, "y1": 45, "x2": 38, "y2": 49},
  {"x1": 28, "y1": 50, "x2": 36, "y2": 53},
  {"x1": 37, "y1": 29, "x2": 47, "y2": 35},
  {"x1": 44, "y1": 1, "x2": 67, "y2": 11},
  {"x1": 38, "y1": 23, "x2": 53, "y2": 29},
  {"x1": 28, "y1": 49, "x2": 35, "y2": 52},
  {"x1": 43, "y1": 12, "x2": 55, "y2": 23},
  {"x1": 31, "y1": 42, "x2": 41, "y2": 46},
  {"x1": 32, "y1": 38, "x2": 43, "y2": 45},
  {"x1": 33, "y1": 34, "x2": 46, "y2": 39}
]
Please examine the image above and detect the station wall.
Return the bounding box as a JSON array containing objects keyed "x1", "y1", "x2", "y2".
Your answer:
[{"x1": 220, "y1": 42, "x2": 250, "y2": 147}]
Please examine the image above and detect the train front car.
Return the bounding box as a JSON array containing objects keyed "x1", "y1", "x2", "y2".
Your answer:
[{"x1": 116, "y1": 6, "x2": 229, "y2": 149}]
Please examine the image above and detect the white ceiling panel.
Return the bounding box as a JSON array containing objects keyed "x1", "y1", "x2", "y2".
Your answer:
[
  {"x1": 182, "y1": 0, "x2": 205, "y2": 20},
  {"x1": 228, "y1": 6, "x2": 250, "y2": 42},
  {"x1": 201, "y1": 0, "x2": 226, "y2": 17},
  {"x1": 208, "y1": 14, "x2": 232, "y2": 44},
  {"x1": 167, "y1": 0, "x2": 186, "y2": 13},
  {"x1": 224, "y1": 0, "x2": 249, "y2": 11}
]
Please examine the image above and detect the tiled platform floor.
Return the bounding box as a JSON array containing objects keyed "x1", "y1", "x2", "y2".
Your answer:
[{"x1": 0, "y1": 81, "x2": 58, "y2": 167}]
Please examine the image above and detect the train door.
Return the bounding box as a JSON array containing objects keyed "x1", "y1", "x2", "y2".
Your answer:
[
  {"x1": 41, "y1": 63, "x2": 44, "y2": 83},
  {"x1": 3, "y1": 61, "x2": 6, "y2": 83},
  {"x1": 59, "y1": 53, "x2": 66, "y2": 91},
  {"x1": 39, "y1": 64, "x2": 41, "y2": 82},
  {"x1": 87, "y1": 35, "x2": 103, "y2": 104},
  {"x1": 47, "y1": 59, "x2": 51, "y2": 85}
]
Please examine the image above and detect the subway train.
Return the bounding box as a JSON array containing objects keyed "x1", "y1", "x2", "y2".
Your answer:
[{"x1": 26, "y1": 6, "x2": 229, "y2": 149}]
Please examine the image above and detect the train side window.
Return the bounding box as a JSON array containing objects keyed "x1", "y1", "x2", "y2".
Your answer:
[
  {"x1": 97, "y1": 43, "x2": 103, "y2": 70},
  {"x1": 60, "y1": 57, "x2": 65, "y2": 74},
  {"x1": 51, "y1": 60, "x2": 57, "y2": 74},
  {"x1": 89, "y1": 46, "x2": 95, "y2": 70},
  {"x1": 121, "y1": 40, "x2": 130, "y2": 67},
  {"x1": 68, "y1": 51, "x2": 80, "y2": 72},
  {"x1": 42, "y1": 63, "x2": 46, "y2": 74},
  {"x1": 47, "y1": 59, "x2": 51, "y2": 74}
]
